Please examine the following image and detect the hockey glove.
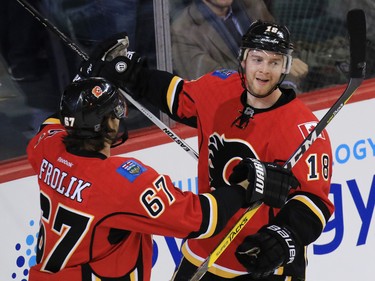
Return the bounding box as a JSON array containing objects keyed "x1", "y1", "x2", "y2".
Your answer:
[
  {"x1": 97, "y1": 51, "x2": 147, "y2": 97},
  {"x1": 236, "y1": 224, "x2": 298, "y2": 279},
  {"x1": 75, "y1": 32, "x2": 129, "y2": 80},
  {"x1": 229, "y1": 158, "x2": 299, "y2": 208}
]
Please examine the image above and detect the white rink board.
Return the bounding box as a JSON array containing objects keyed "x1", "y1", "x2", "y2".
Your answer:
[
  {"x1": 305, "y1": 99, "x2": 375, "y2": 280},
  {"x1": 1, "y1": 99, "x2": 374, "y2": 280}
]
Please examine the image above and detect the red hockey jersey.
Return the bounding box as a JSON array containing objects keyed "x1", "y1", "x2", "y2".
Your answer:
[
  {"x1": 26, "y1": 117, "x2": 247, "y2": 280},
  {"x1": 161, "y1": 69, "x2": 335, "y2": 278}
]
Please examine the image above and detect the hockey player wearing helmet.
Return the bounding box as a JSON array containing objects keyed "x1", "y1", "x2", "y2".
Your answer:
[
  {"x1": 26, "y1": 76, "x2": 297, "y2": 280},
  {"x1": 59, "y1": 78, "x2": 129, "y2": 149},
  {"x1": 81, "y1": 20, "x2": 334, "y2": 280},
  {"x1": 238, "y1": 21, "x2": 294, "y2": 99}
]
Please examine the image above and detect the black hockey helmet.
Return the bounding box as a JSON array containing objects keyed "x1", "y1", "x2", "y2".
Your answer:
[
  {"x1": 238, "y1": 20, "x2": 294, "y2": 74},
  {"x1": 60, "y1": 77, "x2": 127, "y2": 141}
]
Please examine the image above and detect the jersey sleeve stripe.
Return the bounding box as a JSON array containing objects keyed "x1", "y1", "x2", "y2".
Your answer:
[
  {"x1": 196, "y1": 193, "x2": 218, "y2": 239},
  {"x1": 166, "y1": 76, "x2": 183, "y2": 114},
  {"x1": 43, "y1": 117, "x2": 61, "y2": 125},
  {"x1": 181, "y1": 242, "x2": 247, "y2": 278},
  {"x1": 290, "y1": 194, "x2": 327, "y2": 228}
]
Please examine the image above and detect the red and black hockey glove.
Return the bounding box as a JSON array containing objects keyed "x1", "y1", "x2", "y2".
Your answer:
[
  {"x1": 229, "y1": 158, "x2": 299, "y2": 208},
  {"x1": 236, "y1": 224, "x2": 299, "y2": 279}
]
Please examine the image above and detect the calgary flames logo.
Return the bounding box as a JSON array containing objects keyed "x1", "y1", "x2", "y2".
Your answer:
[
  {"x1": 208, "y1": 133, "x2": 257, "y2": 189},
  {"x1": 91, "y1": 86, "x2": 103, "y2": 98}
]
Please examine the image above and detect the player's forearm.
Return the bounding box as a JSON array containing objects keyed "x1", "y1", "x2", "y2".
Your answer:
[
  {"x1": 273, "y1": 191, "x2": 333, "y2": 245},
  {"x1": 138, "y1": 68, "x2": 179, "y2": 114},
  {"x1": 139, "y1": 69, "x2": 197, "y2": 127},
  {"x1": 187, "y1": 185, "x2": 246, "y2": 239}
]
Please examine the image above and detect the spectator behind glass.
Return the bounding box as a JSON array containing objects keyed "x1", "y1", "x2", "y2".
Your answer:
[
  {"x1": 39, "y1": 0, "x2": 156, "y2": 130},
  {"x1": 0, "y1": 0, "x2": 60, "y2": 136},
  {"x1": 171, "y1": 0, "x2": 308, "y2": 91},
  {"x1": 268, "y1": 0, "x2": 350, "y2": 92},
  {"x1": 1, "y1": 0, "x2": 45, "y2": 82},
  {"x1": 39, "y1": 0, "x2": 139, "y2": 93},
  {"x1": 327, "y1": 0, "x2": 375, "y2": 80}
]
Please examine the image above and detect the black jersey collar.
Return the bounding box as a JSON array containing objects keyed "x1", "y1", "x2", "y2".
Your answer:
[
  {"x1": 232, "y1": 88, "x2": 296, "y2": 129},
  {"x1": 240, "y1": 87, "x2": 296, "y2": 114},
  {"x1": 67, "y1": 148, "x2": 108, "y2": 159}
]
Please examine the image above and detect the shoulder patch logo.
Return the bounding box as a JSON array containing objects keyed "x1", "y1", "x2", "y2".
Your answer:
[
  {"x1": 211, "y1": 69, "x2": 237, "y2": 79},
  {"x1": 117, "y1": 160, "x2": 147, "y2": 182},
  {"x1": 298, "y1": 122, "x2": 326, "y2": 140}
]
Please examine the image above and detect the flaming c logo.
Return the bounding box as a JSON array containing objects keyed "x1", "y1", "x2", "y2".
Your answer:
[
  {"x1": 92, "y1": 86, "x2": 103, "y2": 98},
  {"x1": 208, "y1": 133, "x2": 256, "y2": 188}
]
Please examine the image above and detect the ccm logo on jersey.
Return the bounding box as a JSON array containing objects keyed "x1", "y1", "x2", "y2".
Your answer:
[
  {"x1": 298, "y1": 121, "x2": 326, "y2": 140},
  {"x1": 117, "y1": 160, "x2": 147, "y2": 182}
]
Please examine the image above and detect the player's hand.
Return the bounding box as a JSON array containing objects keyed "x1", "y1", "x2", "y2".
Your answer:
[
  {"x1": 229, "y1": 158, "x2": 299, "y2": 208},
  {"x1": 75, "y1": 32, "x2": 129, "y2": 80},
  {"x1": 236, "y1": 224, "x2": 299, "y2": 279},
  {"x1": 97, "y1": 51, "x2": 147, "y2": 97}
]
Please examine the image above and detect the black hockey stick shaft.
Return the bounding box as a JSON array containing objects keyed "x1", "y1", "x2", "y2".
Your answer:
[
  {"x1": 189, "y1": 9, "x2": 366, "y2": 281},
  {"x1": 16, "y1": 0, "x2": 199, "y2": 160},
  {"x1": 285, "y1": 9, "x2": 366, "y2": 170}
]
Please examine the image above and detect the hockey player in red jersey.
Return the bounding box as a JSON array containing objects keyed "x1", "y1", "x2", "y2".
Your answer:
[
  {"x1": 80, "y1": 20, "x2": 334, "y2": 280},
  {"x1": 27, "y1": 77, "x2": 298, "y2": 280}
]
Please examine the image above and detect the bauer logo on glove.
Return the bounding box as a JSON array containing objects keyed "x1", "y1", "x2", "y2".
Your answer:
[{"x1": 236, "y1": 224, "x2": 300, "y2": 279}]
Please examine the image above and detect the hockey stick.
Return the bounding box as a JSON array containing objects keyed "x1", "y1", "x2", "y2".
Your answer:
[
  {"x1": 189, "y1": 9, "x2": 366, "y2": 281},
  {"x1": 16, "y1": 0, "x2": 199, "y2": 161}
]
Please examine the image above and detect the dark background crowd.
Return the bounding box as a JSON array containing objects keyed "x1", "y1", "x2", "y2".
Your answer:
[{"x1": 0, "y1": 0, "x2": 374, "y2": 161}]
